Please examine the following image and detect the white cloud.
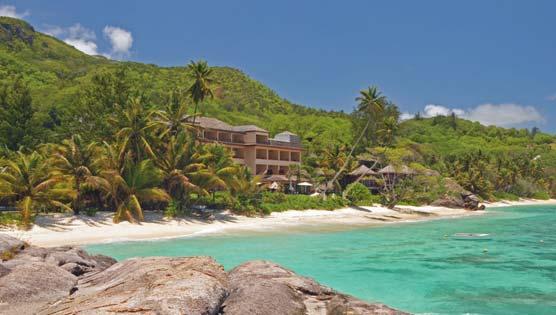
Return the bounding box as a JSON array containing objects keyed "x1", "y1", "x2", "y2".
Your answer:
[
  {"x1": 42, "y1": 25, "x2": 65, "y2": 37},
  {"x1": 464, "y1": 103, "x2": 544, "y2": 127},
  {"x1": 400, "y1": 112, "x2": 415, "y2": 121},
  {"x1": 0, "y1": 5, "x2": 29, "y2": 18},
  {"x1": 103, "y1": 26, "x2": 133, "y2": 57},
  {"x1": 63, "y1": 38, "x2": 99, "y2": 55},
  {"x1": 68, "y1": 23, "x2": 96, "y2": 41},
  {"x1": 43, "y1": 23, "x2": 100, "y2": 55},
  {"x1": 412, "y1": 103, "x2": 544, "y2": 127},
  {"x1": 62, "y1": 24, "x2": 99, "y2": 55},
  {"x1": 41, "y1": 23, "x2": 133, "y2": 59},
  {"x1": 423, "y1": 104, "x2": 465, "y2": 117}
]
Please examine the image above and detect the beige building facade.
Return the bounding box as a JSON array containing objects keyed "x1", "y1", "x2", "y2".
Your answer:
[{"x1": 194, "y1": 117, "x2": 302, "y2": 179}]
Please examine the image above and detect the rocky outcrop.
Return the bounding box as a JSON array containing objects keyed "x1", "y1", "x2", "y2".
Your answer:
[
  {"x1": 42, "y1": 257, "x2": 229, "y2": 315},
  {"x1": 0, "y1": 17, "x2": 35, "y2": 46},
  {"x1": 431, "y1": 196, "x2": 465, "y2": 209},
  {"x1": 0, "y1": 234, "x2": 407, "y2": 314},
  {"x1": 223, "y1": 260, "x2": 406, "y2": 315},
  {"x1": 0, "y1": 235, "x2": 116, "y2": 314},
  {"x1": 462, "y1": 192, "x2": 486, "y2": 210},
  {"x1": 432, "y1": 192, "x2": 485, "y2": 211},
  {"x1": 432, "y1": 178, "x2": 485, "y2": 210},
  {"x1": 41, "y1": 258, "x2": 406, "y2": 315},
  {"x1": 0, "y1": 233, "x2": 27, "y2": 259}
]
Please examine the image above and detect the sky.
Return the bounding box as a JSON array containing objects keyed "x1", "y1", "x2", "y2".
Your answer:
[{"x1": 2, "y1": 1, "x2": 556, "y2": 131}]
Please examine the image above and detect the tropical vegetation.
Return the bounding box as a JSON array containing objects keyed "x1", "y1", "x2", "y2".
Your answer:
[{"x1": 1, "y1": 16, "x2": 556, "y2": 228}]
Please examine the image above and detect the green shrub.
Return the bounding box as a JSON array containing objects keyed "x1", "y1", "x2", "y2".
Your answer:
[
  {"x1": 344, "y1": 182, "x2": 373, "y2": 205},
  {"x1": 260, "y1": 194, "x2": 348, "y2": 214},
  {"x1": 164, "y1": 200, "x2": 179, "y2": 218},
  {"x1": 493, "y1": 191, "x2": 520, "y2": 201},
  {"x1": 0, "y1": 212, "x2": 31, "y2": 228},
  {"x1": 532, "y1": 191, "x2": 550, "y2": 200}
]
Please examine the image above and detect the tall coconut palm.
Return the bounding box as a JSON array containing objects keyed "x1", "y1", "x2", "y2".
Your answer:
[
  {"x1": 326, "y1": 86, "x2": 386, "y2": 194},
  {"x1": 95, "y1": 158, "x2": 170, "y2": 223},
  {"x1": 189, "y1": 144, "x2": 238, "y2": 196},
  {"x1": 155, "y1": 90, "x2": 196, "y2": 139},
  {"x1": 228, "y1": 165, "x2": 262, "y2": 212},
  {"x1": 114, "y1": 97, "x2": 158, "y2": 163},
  {"x1": 50, "y1": 135, "x2": 98, "y2": 215},
  {"x1": 187, "y1": 60, "x2": 214, "y2": 125},
  {"x1": 155, "y1": 133, "x2": 204, "y2": 212},
  {"x1": 0, "y1": 151, "x2": 73, "y2": 226}
]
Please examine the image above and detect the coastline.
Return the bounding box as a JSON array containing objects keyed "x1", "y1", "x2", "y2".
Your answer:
[{"x1": 2, "y1": 199, "x2": 555, "y2": 247}]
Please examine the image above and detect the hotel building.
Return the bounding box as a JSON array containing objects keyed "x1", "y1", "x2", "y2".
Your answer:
[{"x1": 193, "y1": 117, "x2": 302, "y2": 180}]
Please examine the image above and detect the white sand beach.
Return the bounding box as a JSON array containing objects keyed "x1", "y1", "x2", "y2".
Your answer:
[{"x1": 2, "y1": 199, "x2": 555, "y2": 247}]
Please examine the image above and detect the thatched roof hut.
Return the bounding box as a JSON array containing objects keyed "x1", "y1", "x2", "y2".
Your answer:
[
  {"x1": 378, "y1": 164, "x2": 415, "y2": 175},
  {"x1": 261, "y1": 174, "x2": 289, "y2": 182},
  {"x1": 349, "y1": 165, "x2": 377, "y2": 177}
]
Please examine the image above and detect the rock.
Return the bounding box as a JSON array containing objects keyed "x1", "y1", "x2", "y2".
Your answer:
[
  {"x1": 431, "y1": 196, "x2": 465, "y2": 209},
  {"x1": 41, "y1": 256, "x2": 229, "y2": 315},
  {"x1": 462, "y1": 193, "x2": 482, "y2": 210},
  {"x1": 1, "y1": 242, "x2": 406, "y2": 315},
  {"x1": 222, "y1": 260, "x2": 407, "y2": 315},
  {"x1": 223, "y1": 261, "x2": 307, "y2": 315},
  {"x1": 0, "y1": 241, "x2": 116, "y2": 312},
  {"x1": 0, "y1": 261, "x2": 77, "y2": 314},
  {"x1": 327, "y1": 295, "x2": 408, "y2": 315},
  {"x1": 0, "y1": 234, "x2": 27, "y2": 259},
  {"x1": 0, "y1": 17, "x2": 35, "y2": 46}
]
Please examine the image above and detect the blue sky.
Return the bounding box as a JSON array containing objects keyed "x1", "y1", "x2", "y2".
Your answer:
[{"x1": 2, "y1": 1, "x2": 556, "y2": 131}]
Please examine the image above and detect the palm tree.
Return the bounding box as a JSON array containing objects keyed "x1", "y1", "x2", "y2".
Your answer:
[
  {"x1": 187, "y1": 60, "x2": 214, "y2": 125},
  {"x1": 0, "y1": 151, "x2": 73, "y2": 226},
  {"x1": 114, "y1": 97, "x2": 158, "y2": 163},
  {"x1": 154, "y1": 90, "x2": 196, "y2": 138},
  {"x1": 189, "y1": 144, "x2": 238, "y2": 199},
  {"x1": 50, "y1": 135, "x2": 98, "y2": 215},
  {"x1": 155, "y1": 133, "x2": 203, "y2": 212},
  {"x1": 95, "y1": 158, "x2": 170, "y2": 223},
  {"x1": 326, "y1": 86, "x2": 386, "y2": 194},
  {"x1": 377, "y1": 116, "x2": 399, "y2": 147},
  {"x1": 228, "y1": 165, "x2": 262, "y2": 213}
]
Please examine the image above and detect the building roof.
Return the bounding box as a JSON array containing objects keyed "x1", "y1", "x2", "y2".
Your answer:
[
  {"x1": 261, "y1": 174, "x2": 289, "y2": 182},
  {"x1": 349, "y1": 165, "x2": 377, "y2": 176},
  {"x1": 275, "y1": 131, "x2": 298, "y2": 136},
  {"x1": 378, "y1": 164, "x2": 415, "y2": 175},
  {"x1": 193, "y1": 117, "x2": 268, "y2": 133},
  {"x1": 232, "y1": 125, "x2": 267, "y2": 132}
]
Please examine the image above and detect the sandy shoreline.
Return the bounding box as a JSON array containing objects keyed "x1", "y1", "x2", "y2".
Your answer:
[{"x1": 2, "y1": 199, "x2": 555, "y2": 247}]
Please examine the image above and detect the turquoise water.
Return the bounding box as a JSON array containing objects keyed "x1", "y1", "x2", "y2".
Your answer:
[{"x1": 86, "y1": 206, "x2": 556, "y2": 315}]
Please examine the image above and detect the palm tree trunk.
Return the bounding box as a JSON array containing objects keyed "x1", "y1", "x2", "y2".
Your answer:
[
  {"x1": 325, "y1": 117, "x2": 371, "y2": 195},
  {"x1": 192, "y1": 102, "x2": 199, "y2": 139},
  {"x1": 74, "y1": 178, "x2": 81, "y2": 215}
]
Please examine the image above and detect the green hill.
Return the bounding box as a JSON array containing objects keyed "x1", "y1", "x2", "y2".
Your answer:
[
  {"x1": 0, "y1": 17, "x2": 351, "y2": 149},
  {"x1": 2, "y1": 17, "x2": 556, "y2": 200}
]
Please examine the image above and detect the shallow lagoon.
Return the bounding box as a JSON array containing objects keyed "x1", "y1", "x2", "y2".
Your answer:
[{"x1": 87, "y1": 205, "x2": 556, "y2": 315}]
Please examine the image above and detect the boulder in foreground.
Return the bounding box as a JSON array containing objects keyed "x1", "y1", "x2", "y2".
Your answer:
[{"x1": 0, "y1": 234, "x2": 408, "y2": 314}]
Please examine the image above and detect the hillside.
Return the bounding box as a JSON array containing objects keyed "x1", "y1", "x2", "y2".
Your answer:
[
  {"x1": 3, "y1": 17, "x2": 556, "y2": 200},
  {"x1": 0, "y1": 17, "x2": 352, "y2": 148}
]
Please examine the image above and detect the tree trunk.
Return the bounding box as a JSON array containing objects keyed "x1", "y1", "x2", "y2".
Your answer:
[
  {"x1": 325, "y1": 118, "x2": 371, "y2": 195},
  {"x1": 74, "y1": 178, "x2": 81, "y2": 215}
]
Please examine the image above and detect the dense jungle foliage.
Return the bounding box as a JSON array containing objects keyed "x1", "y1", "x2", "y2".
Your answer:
[{"x1": 2, "y1": 17, "x2": 556, "y2": 227}]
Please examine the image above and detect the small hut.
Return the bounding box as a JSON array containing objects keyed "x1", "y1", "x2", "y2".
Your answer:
[
  {"x1": 378, "y1": 164, "x2": 415, "y2": 186},
  {"x1": 348, "y1": 165, "x2": 380, "y2": 192}
]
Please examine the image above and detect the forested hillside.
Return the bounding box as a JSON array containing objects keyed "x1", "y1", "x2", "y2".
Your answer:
[
  {"x1": 0, "y1": 17, "x2": 351, "y2": 150},
  {"x1": 2, "y1": 15, "x2": 556, "y2": 225}
]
